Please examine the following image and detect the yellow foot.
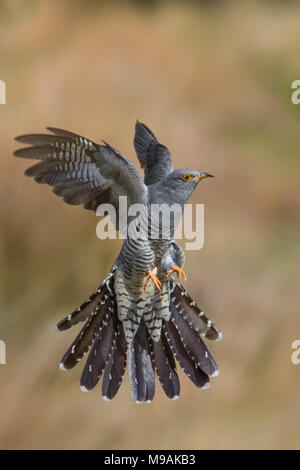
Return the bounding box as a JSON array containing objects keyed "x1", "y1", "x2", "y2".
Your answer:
[
  {"x1": 167, "y1": 265, "x2": 187, "y2": 285},
  {"x1": 144, "y1": 271, "x2": 162, "y2": 293}
]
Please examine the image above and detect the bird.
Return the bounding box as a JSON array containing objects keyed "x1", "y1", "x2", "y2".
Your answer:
[{"x1": 14, "y1": 121, "x2": 222, "y2": 403}]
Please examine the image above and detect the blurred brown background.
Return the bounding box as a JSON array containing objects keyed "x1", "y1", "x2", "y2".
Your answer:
[{"x1": 0, "y1": 0, "x2": 299, "y2": 450}]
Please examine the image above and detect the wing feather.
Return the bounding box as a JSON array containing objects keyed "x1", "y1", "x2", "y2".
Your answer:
[
  {"x1": 15, "y1": 128, "x2": 147, "y2": 214},
  {"x1": 134, "y1": 121, "x2": 173, "y2": 185}
]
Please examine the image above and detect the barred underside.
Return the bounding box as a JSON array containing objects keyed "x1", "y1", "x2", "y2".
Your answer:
[{"x1": 114, "y1": 269, "x2": 171, "y2": 343}]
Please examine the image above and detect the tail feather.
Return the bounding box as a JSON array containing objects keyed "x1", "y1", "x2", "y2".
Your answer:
[
  {"x1": 128, "y1": 321, "x2": 155, "y2": 403},
  {"x1": 59, "y1": 301, "x2": 110, "y2": 370},
  {"x1": 80, "y1": 301, "x2": 117, "y2": 391},
  {"x1": 164, "y1": 320, "x2": 210, "y2": 389},
  {"x1": 102, "y1": 323, "x2": 127, "y2": 400},
  {"x1": 150, "y1": 330, "x2": 180, "y2": 399},
  {"x1": 171, "y1": 283, "x2": 222, "y2": 342},
  {"x1": 170, "y1": 303, "x2": 218, "y2": 377},
  {"x1": 56, "y1": 271, "x2": 115, "y2": 331}
]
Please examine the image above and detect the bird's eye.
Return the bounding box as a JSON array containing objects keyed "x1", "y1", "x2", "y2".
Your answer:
[{"x1": 181, "y1": 173, "x2": 192, "y2": 182}]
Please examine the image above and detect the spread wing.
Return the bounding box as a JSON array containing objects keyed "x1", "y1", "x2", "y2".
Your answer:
[
  {"x1": 134, "y1": 121, "x2": 173, "y2": 186},
  {"x1": 14, "y1": 127, "x2": 147, "y2": 213}
]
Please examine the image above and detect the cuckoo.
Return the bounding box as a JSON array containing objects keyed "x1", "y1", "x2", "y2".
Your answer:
[{"x1": 15, "y1": 121, "x2": 222, "y2": 402}]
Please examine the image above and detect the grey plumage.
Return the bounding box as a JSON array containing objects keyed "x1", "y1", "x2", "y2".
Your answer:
[
  {"x1": 102, "y1": 323, "x2": 127, "y2": 400},
  {"x1": 15, "y1": 127, "x2": 147, "y2": 215},
  {"x1": 128, "y1": 319, "x2": 155, "y2": 403},
  {"x1": 150, "y1": 328, "x2": 180, "y2": 399},
  {"x1": 56, "y1": 270, "x2": 116, "y2": 332},
  {"x1": 80, "y1": 304, "x2": 117, "y2": 391},
  {"x1": 15, "y1": 120, "x2": 221, "y2": 402},
  {"x1": 59, "y1": 296, "x2": 112, "y2": 370}
]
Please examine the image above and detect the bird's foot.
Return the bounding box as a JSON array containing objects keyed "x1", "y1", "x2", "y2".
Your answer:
[
  {"x1": 167, "y1": 265, "x2": 187, "y2": 284},
  {"x1": 144, "y1": 271, "x2": 162, "y2": 293}
]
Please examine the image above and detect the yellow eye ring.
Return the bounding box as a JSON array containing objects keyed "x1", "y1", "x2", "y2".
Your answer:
[{"x1": 182, "y1": 173, "x2": 192, "y2": 182}]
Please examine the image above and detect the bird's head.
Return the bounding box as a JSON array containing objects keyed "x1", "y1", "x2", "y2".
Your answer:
[{"x1": 159, "y1": 168, "x2": 214, "y2": 205}]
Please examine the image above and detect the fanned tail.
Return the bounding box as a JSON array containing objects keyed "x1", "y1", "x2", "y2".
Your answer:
[{"x1": 56, "y1": 274, "x2": 222, "y2": 402}]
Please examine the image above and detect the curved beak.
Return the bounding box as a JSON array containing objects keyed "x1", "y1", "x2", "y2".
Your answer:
[{"x1": 191, "y1": 172, "x2": 214, "y2": 182}]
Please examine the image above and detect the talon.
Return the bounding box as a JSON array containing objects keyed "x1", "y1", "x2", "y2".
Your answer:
[
  {"x1": 144, "y1": 271, "x2": 162, "y2": 293},
  {"x1": 167, "y1": 265, "x2": 187, "y2": 285}
]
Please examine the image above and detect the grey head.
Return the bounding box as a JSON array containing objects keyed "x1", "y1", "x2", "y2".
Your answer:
[{"x1": 149, "y1": 168, "x2": 214, "y2": 207}]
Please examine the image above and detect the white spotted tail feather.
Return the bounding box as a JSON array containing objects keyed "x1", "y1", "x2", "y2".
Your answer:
[{"x1": 58, "y1": 272, "x2": 128, "y2": 401}]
